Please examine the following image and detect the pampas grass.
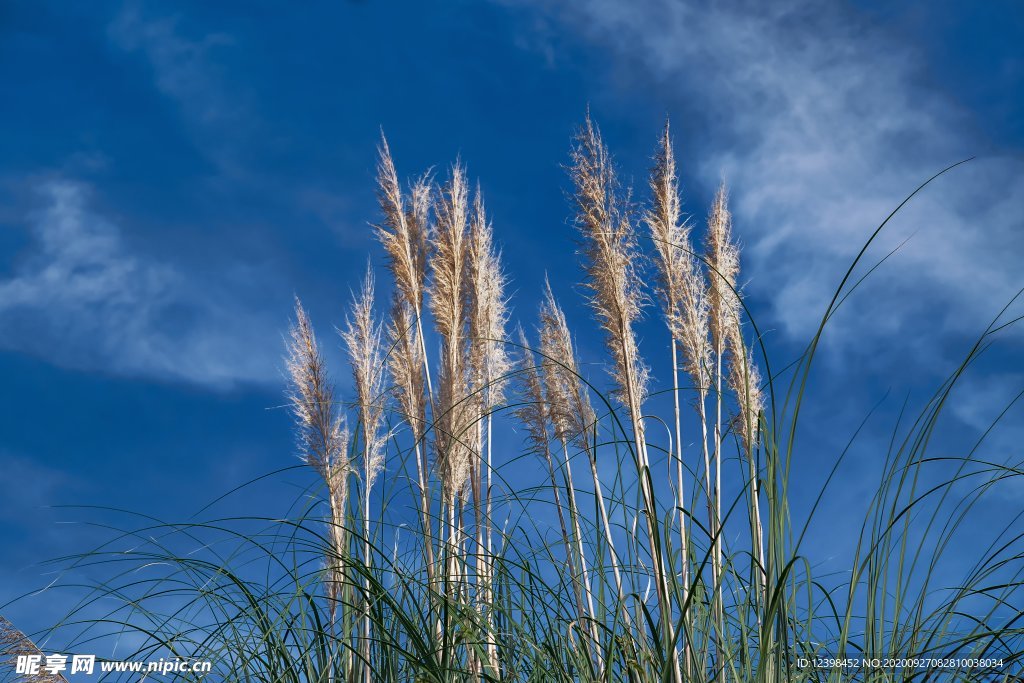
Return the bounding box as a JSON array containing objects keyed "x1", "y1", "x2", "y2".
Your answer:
[
  {"x1": 22, "y1": 118, "x2": 1023, "y2": 683},
  {"x1": 568, "y1": 113, "x2": 681, "y2": 683},
  {"x1": 341, "y1": 266, "x2": 388, "y2": 683},
  {"x1": 287, "y1": 298, "x2": 352, "y2": 628}
]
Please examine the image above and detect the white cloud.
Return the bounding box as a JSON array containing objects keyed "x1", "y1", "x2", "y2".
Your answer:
[
  {"x1": 107, "y1": 3, "x2": 257, "y2": 183},
  {"x1": 509, "y1": 0, "x2": 1024, "y2": 360},
  {"x1": 0, "y1": 180, "x2": 283, "y2": 386}
]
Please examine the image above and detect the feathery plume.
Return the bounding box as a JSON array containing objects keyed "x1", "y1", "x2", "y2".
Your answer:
[
  {"x1": 374, "y1": 137, "x2": 437, "y2": 588},
  {"x1": 514, "y1": 325, "x2": 592, "y2": 630},
  {"x1": 705, "y1": 184, "x2": 740, "y2": 353},
  {"x1": 341, "y1": 267, "x2": 388, "y2": 489},
  {"x1": 468, "y1": 188, "x2": 511, "y2": 409},
  {"x1": 646, "y1": 120, "x2": 684, "y2": 328},
  {"x1": 341, "y1": 266, "x2": 388, "y2": 683},
  {"x1": 704, "y1": 182, "x2": 740, "y2": 683},
  {"x1": 727, "y1": 327, "x2": 764, "y2": 453},
  {"x1": 387, "y1": 299, "x2": 426, "y2": 442},
  {"x1": 643, "y1": 122, "x2": 706, "y2": 677},
  {"x1": 538, "y1": 280, "x2": 596, "y2": 452},
  {"x1": 570, "y1": 114, "x2": 679, "y2": 683},
  {"x1": 568, "y1": 113, "x2": 648, "y2": 409},
  {"x1": 1, "y1": 615, "x2": 68, "y2": 683},
  {"x1": 375, "y1": 135, "x2": 430, "y2": 314},
  {"x1": 645, "y1": 121, "x2": 712, "y2": 391},
  {"x1": 429, "y1": 163, "x2": 476, "y2": 502},
  {"x1": 286, "y1": 299, "x2": 352, "y2": 622},
  {"x1": 514, "y1": 325, "x2": 551, "y2": 455},
  {"x1": 287, "y1": 298, "x2": 351, "y2": 485}
]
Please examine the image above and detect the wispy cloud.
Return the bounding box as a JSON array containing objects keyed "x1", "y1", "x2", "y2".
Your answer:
[
  {"x1": 107, "y1": 2, "x2": 257, "y2": 183},
  {"x1": 0, "y1": 180, "x2": 284, "y2": 386},
  {"x1": 510, "y1": 0, "x2": 1024, "y2": 362}
]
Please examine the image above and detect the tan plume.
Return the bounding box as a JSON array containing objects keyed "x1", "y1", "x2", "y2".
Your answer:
[
  {"x1": 514, "y1": 325, "x2": 551, "y2": 455},
  {"x1": 538, "y1": 279, "x2": 596, "y2": 452},
  {"x1": 705, "y1": 183, "x2": 740, "y2": 354},
  {"x1": 387, "y1": 298, "x2": 426, "y2": 442},
  {"x1": 287, "y1": 298, "x2": 352, "y2": 486},
  {"x1": 286, "y1": 299, "x2": 352, "y2": 623},
  {"x1": 727, "y1": 322, "x2": 763, "y2": 453},
  {"x1": 429, "y1": 163, "x2": 476, "y2": 502},
  {"x1": 468, "y1": 188, "x2": 511, "y2": 409},
  {"x1": 341, "y1": 266, "x2": 388, "y2": 489},
  {"x1": 375, "y1": 135, "x2": 430, "y2": 314},
  {"x1": 645, "y1": 121, "x2": 712, "y2": 392},
  {"x1": 567, "y1": 113, "x2": 649, "y2": 409}
]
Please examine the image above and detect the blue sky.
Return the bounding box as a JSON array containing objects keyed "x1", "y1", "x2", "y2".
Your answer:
[{"x1": 1, "y1": 0, "x2": 1022, "y2": 653}]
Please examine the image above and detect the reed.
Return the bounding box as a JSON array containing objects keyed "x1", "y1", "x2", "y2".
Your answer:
[
  {"x1": 340, "y1": 267, "x2": 388, "y2": 683},
  {"x1": 568, "y1": 113, "x2": 682, "y2": 683},
  {"x1": 24, "y1": 120, "x2": 1023, "y2": 683},
  {"x1": 467, "y1": 187, "x2": 510, "y2": 672},
  {"x1": 375, "y1": 138, "x2": 436, "y2": 583},
  {"x1": 286, "y1": 298, "x2": 352, "y2": 634}
]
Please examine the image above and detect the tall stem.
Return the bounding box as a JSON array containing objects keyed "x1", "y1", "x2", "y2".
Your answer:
[
  {"x1": 561, "y1": 439, "x2": 601, "y2": 669},
  {"x1": 671, "y1": 340, "x2": 692, "y2": 679},
  {"x1": 544, "y1": 442, "x2": 586, "y2": 632},
  {"x1": 621, "y1": 338, "x2": 682, "y2": 683},
  {"x1": 697, "y1": 391, "x2": 713, "y2": 678},
  {"x1": 485, "y1": 414, "x2": 498, "y2": 671},
  {"x1": 586, "y1": 445, "x2": 632, "y2": 632},
  {"x1": 713, "y1": 343, "x2": 725, "y2": 683},
  {"x1": 415, "y1": 314, "x2": 437, "y2": 583},
  {"x1": 362, "y1": 451, "x2": 373, "y2": 683}
]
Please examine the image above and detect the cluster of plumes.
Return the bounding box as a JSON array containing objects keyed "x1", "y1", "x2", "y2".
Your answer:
[
  {"x1": 428, "y1": 165, "x2": 479, "y2": 503},
  {"x1": 274, "y1": 119, "x2": 770, "y2": 682},
  {"x1": 342, "y1": 268, "x2": 388, "y2": 489},
  {"x1": 568, "y1": 114, "x2": 649, "y2": 410},
  {"x1": 286, "y1": 300, "x2": 352, "y2": 609},
  {"x1": 538, "y1": 281, "x2": 596, "y2": 452},
  {"x1": 0, "y1": 615, "x2": 68, "y2": 683},
  {"x1": 645, "y1": 123, "x2": 712, "y2": 394}
]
